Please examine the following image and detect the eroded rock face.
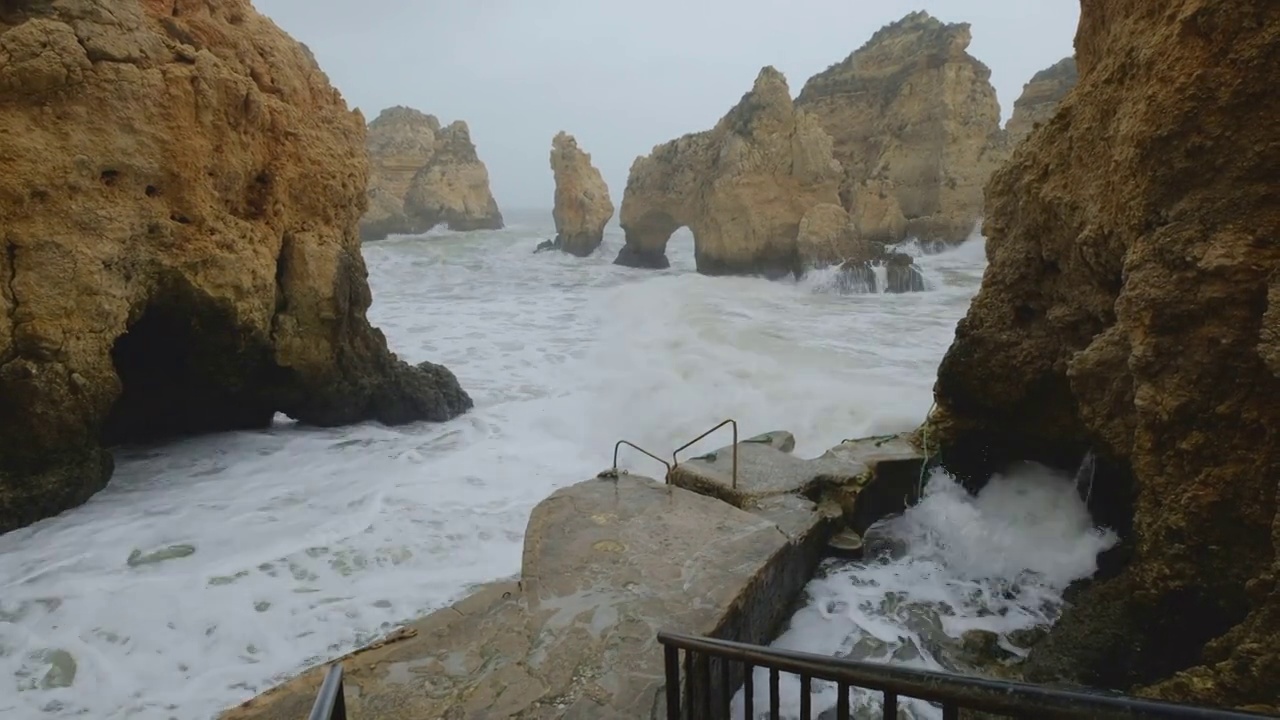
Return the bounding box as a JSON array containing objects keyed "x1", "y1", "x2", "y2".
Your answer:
[
  {"x1": 359, "y1": 107, "x2": 502, "y2": 241},
  {"x1": 549, "y1": 131, "x2": 614, "y2": 257},
  {"x1": 1005, "y1": 57, "x2": 1078, "y2": 148},
  {"x1": 615, "y1": 66, "x2": 842, "y2": 275},
  {"x1": 0, "y1": 0, "x2": 473, "y2": 534},
  {"x1": 930, "y1": 0, "x2": 1280, "y2": 709},
  {"x1": 794, "y1": 11, "x2": 1004, "y2": 245}
]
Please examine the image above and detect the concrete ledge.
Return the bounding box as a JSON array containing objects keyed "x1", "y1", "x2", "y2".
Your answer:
[{"x1": 222, "y1": 432, "x2": 923, "y2": 719}]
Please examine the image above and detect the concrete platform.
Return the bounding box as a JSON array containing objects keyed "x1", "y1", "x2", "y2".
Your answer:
[
  {"x1": 222, "y1": 474, "x2": 831, "y2": 719},
  {"x1": 222, "y1": 431, "x2": 925, "y2": 720}
]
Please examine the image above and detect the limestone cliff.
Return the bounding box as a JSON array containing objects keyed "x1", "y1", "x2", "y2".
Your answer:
[
  {"x1": 0, "y1": 0, "x2": 473, "y2": 534},
  {"x1": 549, "y1": 131, "x2": 614, "y2": 257},
  {"x1": 794, "y1": 11, "x2": 1004, "y2": 245},
  {"x1": 930, "y1": 0, "x2": 1280, "y2": 710},
  {"x1": 1005, "y1": 57, "x2": 1078, "y2": 148},
  {"x1": 615, "y1": 67, "x2": 842, "y2": 276},
  {"x1": 359, "y1": 108, "x2": 502, "y2": 241}
]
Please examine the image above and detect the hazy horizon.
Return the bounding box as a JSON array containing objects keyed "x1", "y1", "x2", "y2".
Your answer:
[{"x1": 254, "y1": 1, "x2": 1079, "y2": 211}]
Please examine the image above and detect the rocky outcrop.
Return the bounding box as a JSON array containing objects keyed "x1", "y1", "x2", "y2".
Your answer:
[
  {"x1": 1005, "y1": 57, "x2": 1078, "y2": 148},
  {"x1": 929, "y1": 0, "x2": 1280, "y2": 711},
  {"x1": 795, "y1": 203, "x2": 924, "y2": 293},
  {"x1": 615, "y1": 66, "x2": 842, "y2": 276},
  {"x1": 794, "y1": 11, "x2": 1004, "y2": 245},
  {"x1": 0, "y1": 1, "x2": 472, "y2": 534},
  {"x1": 548, "y1": 131, "x2": 614, "y2": 257},
  {"x1": 359, "y1": 107, "x2": 502, "y2": 241}
]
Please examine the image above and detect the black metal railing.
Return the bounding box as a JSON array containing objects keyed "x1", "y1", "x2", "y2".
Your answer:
[
  {"x1": 307, "y1": 663, "x2": 347, "y2": 720},
  {"x1": 658, "y1": 630, "x2": 1276, "y2": 720}
]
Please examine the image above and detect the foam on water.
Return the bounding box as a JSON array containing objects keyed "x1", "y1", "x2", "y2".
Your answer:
[
  {"x1": 2, "y1": 213, "x2": 994, "y2": 719},
  {"x1": 733, "y1": 462, "x2": 1118, "y2": 720}
]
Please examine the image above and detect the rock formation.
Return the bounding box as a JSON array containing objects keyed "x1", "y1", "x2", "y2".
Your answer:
[
  {"x1": 359, "y1": 107, "x2": 502, "y2": 241},
  {"x1": 1005, "y1": 57, "x2": 1078, "y2": 148},
  {"x1": 548, "y1": 131, "x2": 614, "y2": 257},
  {"x1": 795, "y1": 203, "x2": 924, "y2": 293},
  {"x1": 615, "y1": 67, "x2": 843, "y2": 276},
  {"x1": 0, "y1": 0, "x2": 472, "y2": 534},
  {"x1": 929, "y1": 0, "x2": 1280, "y2": 711},
  {"x1": 794, "y1": 11, "x2": 1004, "y2": 245}
]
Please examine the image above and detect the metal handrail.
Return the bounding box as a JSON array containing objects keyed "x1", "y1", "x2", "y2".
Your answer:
[
  {"x1": 307, "y1": 663, "x2": 347, "y2": 720},
  {"x1": 599, "y1": 440, "x2": 673, "y2": 480},
  {"x1": 658, "y1": 630, "x2": 1277, "y2": 720},
  {"x1": 671, "y1": 419, "x2": 739, "y2": 489}
]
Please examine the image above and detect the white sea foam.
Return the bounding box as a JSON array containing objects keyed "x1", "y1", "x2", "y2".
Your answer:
[
  {"x1": 732, "y1": 462, "x2": 1118, "y2": 719},
  {"x1": 2, "y1": 213, "x2": 999, "y2": 719}
]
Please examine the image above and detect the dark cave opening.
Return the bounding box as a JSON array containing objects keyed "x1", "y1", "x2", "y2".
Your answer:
[{"x1": 101, "y1": 288, "x2": 283, "y2": 446}]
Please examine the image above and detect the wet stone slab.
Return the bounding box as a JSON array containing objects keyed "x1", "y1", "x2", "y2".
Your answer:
[{"x1": 223, "y1": 474, "x2": 826, "y2": 720}]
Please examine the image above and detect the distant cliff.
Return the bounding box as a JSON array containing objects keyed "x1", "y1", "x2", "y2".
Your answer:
[
  {"x1": 360, "y1": 107, "x2": 503, "y2": 241},
  {"x1": 794, "y1": 11, "x2": 1004, "y2": 245},
  {"x1": 1005, "y1": 57, "x2": 1078, "y2": 148}
]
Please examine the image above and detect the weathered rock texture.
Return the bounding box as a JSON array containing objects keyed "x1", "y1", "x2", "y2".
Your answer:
[
  {"x1": 359, "y1": 106, "x2": 502, "y2": 241},
  {"x1": 549, "y1": 131, "x2": 614, "y2": 257},
  {"x1": 930, "y1": 0, "x2": 1280, "y2": 711},
  {"x1": 615, "y1": 66, "x2": 842, "y2": 276},
  {"x1": 794, "y1": 11, "x2": 1004, "y2": 246},
  {"x1": 0, "y1": 0, "x2": 472, "y2": 534},
  {"x1": 1005, "y1": 56, "x2": 1078, "y2": 148}
]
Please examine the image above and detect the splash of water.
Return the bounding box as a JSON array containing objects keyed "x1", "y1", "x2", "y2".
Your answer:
[{"x1": 733, "y1": 461, "x2": 1119, "y2": 720}]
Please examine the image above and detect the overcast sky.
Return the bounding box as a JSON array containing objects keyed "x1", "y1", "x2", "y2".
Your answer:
[{"x1": 254, "y1": 1, "x2": 1079, "y2": 211}]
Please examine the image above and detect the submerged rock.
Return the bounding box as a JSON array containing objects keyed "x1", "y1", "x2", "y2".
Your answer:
[
  {"x1": 360, "y1": 107, "x2": 503, "y2": 240},
  {"x1": 930, "y1": 0, "x2": 1280, "y2": 710},
  {"x1": 0, "y1": 0, "x2": 472, "y2": 534},
  {"x1": 550, "y1": 131, "x2": 614, "y2": 257},
  {"x1": 127, "y1": 544, "x2": 196, "y2": 567}
]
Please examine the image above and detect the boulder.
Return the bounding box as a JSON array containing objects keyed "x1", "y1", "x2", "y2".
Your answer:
[
  {"x1": 930, "y1": 0, "x2": 1280, "y2": 710},
  {"x1": 1004, "y1": 57, "x2": 1078, "y2": 149},
  {"x1": 0, "y1": 0, "x2": 472, "y2": 534},
  {"x1": 549, "y1": 131, "x2": 614, "y2": 257},
  {"x1": 359, "y1": 108, "x2": 502, "y2": 240},
  {"x1": 793, "y1": 11, "x2": 1004, "y2": 245},
  {"x1": 615, "y1": 66, "x2": 842, "y2": 276}
]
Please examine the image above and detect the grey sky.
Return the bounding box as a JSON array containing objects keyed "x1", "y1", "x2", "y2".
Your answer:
[{"x1": 254, "y1": 1, "x2": 1079, "y2": 211}]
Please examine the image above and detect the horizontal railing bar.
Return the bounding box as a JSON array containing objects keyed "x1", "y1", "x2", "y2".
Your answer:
[{"x1": 657, "y1": 631, "x2": 1275, "y2": 720}]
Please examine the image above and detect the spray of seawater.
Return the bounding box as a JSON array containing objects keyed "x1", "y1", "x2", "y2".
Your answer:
[{"x1": 733, "y1": 461, "x2": 1118, "y2": 720}]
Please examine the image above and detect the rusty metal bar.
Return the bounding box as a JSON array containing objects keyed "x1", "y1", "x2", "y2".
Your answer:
[
  {"x1": 603, "y1": 440, "x2": 672, "y2": 480},
  {"x1": 671, "y1": 419, "x2": 739, "y2": 489}
]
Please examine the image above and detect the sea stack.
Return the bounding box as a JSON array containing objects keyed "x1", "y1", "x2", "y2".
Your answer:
[
  {"x1": 360, "y1": 107, "x2": 503, "y2": 241},
  {"x1": 549, "y1": 132, "x2": 614, "y2": 257}
]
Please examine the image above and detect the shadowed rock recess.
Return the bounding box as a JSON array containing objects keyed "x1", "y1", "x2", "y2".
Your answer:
[
  {"x1": 930, "y1": 0, "x2": 1280, "y2": 711},
  {"x1": 0, "y1": 0, "x2": 472, "y2": 534}
]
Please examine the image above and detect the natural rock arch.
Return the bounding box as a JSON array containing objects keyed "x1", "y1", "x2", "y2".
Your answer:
[{"x1": 615, "y1": 67, "x2": 843, "y2": 277}]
